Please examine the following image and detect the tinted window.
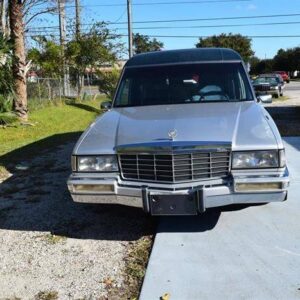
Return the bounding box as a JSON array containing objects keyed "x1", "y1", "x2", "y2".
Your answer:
[
  {"x1": 254, "y1": 77, "x2": 278, "y2": 85},
  {"x1": 114, "y1": 63, "x2": 254, "y2": 107}
]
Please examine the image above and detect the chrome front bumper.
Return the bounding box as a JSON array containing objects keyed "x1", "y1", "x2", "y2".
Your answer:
[{"x1": 67, "y1": 168, "x2": 289, "y2": 215}]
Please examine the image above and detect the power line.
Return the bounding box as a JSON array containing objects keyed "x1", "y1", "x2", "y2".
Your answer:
[
  {"x1": 26, "y1": 20, "x2": 300, "y2": 33},
  {"x1": 63, "y1": 0, "x2": 251, "y2": 8},
  {"x1": 25, "y1": 33, "x2": 300, "y2": 39},
  {"x1": 117, "y1": 20, "x2": 300, "y2": 30},
  {"x1": 26, "y1": 12, "x2": 300, "y2": 30}
]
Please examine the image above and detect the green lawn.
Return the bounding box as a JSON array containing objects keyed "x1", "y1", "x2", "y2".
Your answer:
[{"x1": 0, "y1": 99, "x2": 103, "y2": 159}]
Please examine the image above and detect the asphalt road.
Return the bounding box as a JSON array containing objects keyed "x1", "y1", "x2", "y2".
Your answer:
[{"x1": 140, "y1": 137, "x2": 300, "y2": 300}]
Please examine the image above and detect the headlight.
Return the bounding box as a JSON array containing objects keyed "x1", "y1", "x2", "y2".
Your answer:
[
  {"x1": 76, "y1": 155, "x2": 119, "y2": 172},
  {"x1": 232, "y1": 150, "x2": 279, "y2": 169}
]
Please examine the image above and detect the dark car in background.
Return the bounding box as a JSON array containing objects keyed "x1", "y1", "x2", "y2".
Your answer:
[
  {"x1": 275, "y1": 71, "x2": 290, "y2": 83},
  {"x1": 252, "y1": 74, "x2": 285, "y2": 98}
]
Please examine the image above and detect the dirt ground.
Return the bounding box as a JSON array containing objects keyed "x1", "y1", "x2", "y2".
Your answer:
[{"x1": 0, "y1": 142, "x2": 152, "y2": 299}]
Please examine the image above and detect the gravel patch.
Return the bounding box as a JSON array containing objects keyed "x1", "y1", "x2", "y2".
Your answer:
[{"x1": 0, "y1": 142, "x2": 152, "y2": 299}]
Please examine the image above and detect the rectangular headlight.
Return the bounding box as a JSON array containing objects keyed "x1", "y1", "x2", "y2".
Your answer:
[
  {"x1": 76, "y1": 155, "x2": 119, "y2": 172},
  {"x1": 232, "y1": 150, "x2": 279, "y2": 169}
]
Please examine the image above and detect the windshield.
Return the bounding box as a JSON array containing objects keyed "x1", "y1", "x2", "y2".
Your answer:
[
  {"x1": 254, "y1": 77, "x2": 278, "y2": 85},
  {"x1": 114, "y1": 62, "x2": 254, "y2": 107}
]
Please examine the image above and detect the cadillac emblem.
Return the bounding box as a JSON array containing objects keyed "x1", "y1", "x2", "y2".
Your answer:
[{"x1": 168, "y1": 129, "x2": 177, "y2": 140}]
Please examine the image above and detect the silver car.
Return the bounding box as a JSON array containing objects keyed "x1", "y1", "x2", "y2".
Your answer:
[{"x1": 67, "y1": 48, "x2": 289, "y2": 216}]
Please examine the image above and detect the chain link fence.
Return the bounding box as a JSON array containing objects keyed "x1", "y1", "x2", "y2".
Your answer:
[
  {"x1": 27, "y1": 78, "x2": 64, "y2": 102},
  {"x1": 27, "y1": 77, "x2": 100, "y2": 104}
]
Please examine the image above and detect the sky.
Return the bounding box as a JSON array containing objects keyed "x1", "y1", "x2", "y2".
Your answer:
[{"x1": 27, "y1": 0, "x2": 300, "y2": 59}]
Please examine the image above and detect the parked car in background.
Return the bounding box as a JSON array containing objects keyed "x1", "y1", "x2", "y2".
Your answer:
[
  {"x1": 68, "y1": 48, "x2": 289, "y2": 216},
  {"x1": 252, "y1": 74, "x2": 285, "y2": 98},
  {"x1": 275, "y1": 71, "x2": 290, "y2": 83}
]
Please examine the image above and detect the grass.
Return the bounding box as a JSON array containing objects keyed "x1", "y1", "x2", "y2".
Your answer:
[
  {"x1": 43, "y1": 233, "x2": 67, "y2": 245},
  {"x1": 273, "y1": 95, "x2": 289, "y2": 102},
  {"x1": 34, "y1": 291, "x2": 58, "y2": 300},
  {"x1": 0, "y1": 97, "x2": 106, "y2": 159},
  {"x1": 125, "y1": 236, "x2": 153, "y2": 292},
  {"x1": 0, "y1": 165, "x2": 10, "y2": 179},
  {"x1": 107, "y1": 235, "x2": 154, "y2": 299}
]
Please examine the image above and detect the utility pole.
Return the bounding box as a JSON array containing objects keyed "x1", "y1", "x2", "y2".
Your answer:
[
  {"x1": 127, "y1": 0, "x2": 133, "y2": 58},
  {"x1": 75, "y1": 0, "x2": 82, "y2": 97},
  {"x1": 75, "y1": 0, "x2": 80, "y2": 40},
  {"x1": 58, "y1": 0, "x2": 69, "y2": 96}
]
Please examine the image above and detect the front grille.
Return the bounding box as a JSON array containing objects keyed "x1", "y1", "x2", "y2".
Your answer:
[
  {"x1": 255, "y1": 84, "x2": 270, "y2": 92},
  {"x1": 119, "y1": 151, "x2": 231, "y2": 183}
]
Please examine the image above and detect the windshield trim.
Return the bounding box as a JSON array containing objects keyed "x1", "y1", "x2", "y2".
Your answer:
[{"x1": 124, "y1": 60, "x2": 243, "y2": 69}]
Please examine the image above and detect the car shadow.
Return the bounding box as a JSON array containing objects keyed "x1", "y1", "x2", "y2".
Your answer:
[
  {"x1": 0, "y1": 133, "x2": 154, "y2": 241},
  {"x1": 0, "y1": 133, "x2": 275, "y2": 241},
  {"x1": 156, "y1": 203, "x2": 260, "y2": 234},
  {"x1": 266, "y1": 106, "x2": 300, "y2": 137}
]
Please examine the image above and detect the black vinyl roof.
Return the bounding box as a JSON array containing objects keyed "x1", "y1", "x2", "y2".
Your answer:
[{"x1": 125, "y1": 48, "x2": 242, "y2": 67}]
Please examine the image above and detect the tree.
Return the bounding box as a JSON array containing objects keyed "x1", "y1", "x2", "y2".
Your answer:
[
  {"x1": 196, "y1": 33, "x2": 254, "y2": 62},
  {"x1": 27, "y1": 37, "x2": 63, "y2": 78},
  {"x1": 97, "y1": 68, "x2": 121, "y2": 99},
  {"x1": 66, "y1": 22, "x2": 123, "y2": 97},
  {"x1": 252, "y1": 59, "x2": 274, "y2": 75},
  {"x1": 9, "y1": 0, "x2": 30, "y2": 121},
  {"x1": 273, "y1": 47, "x2": 300, "y2": 72},
  {"x1": 248, "y1": 56, "x2": 260, "y2": 74},
  {"x1": 133, "y1": 33, "x2": 164, "y2": 54}
]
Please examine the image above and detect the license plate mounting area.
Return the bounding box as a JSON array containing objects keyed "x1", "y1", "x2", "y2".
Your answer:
[{"x1": 149, "y1": 193, "x2": 198, "y2": 216}]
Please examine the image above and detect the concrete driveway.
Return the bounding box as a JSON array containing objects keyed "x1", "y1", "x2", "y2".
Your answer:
[{"x1": 140, "y1": 137, "x2": 300, "y2": 300}]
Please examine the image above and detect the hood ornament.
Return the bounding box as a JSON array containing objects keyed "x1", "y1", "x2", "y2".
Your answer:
[{"x1": 168, "y1": 129, "x2": 177, "y2": 140}]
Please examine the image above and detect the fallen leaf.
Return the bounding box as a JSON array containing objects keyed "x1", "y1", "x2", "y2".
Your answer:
[{"x1": 160, "y1": 293, "x2": 170, "y2": 300}]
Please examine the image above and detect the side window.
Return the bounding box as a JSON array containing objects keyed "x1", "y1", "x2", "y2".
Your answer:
[{"x1": 116, "y1": 78, "x2": 130, "y2": 106}]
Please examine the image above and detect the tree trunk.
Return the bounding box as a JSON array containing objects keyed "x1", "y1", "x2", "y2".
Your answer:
[
  {"x1": 9, "y1": 0, "x2": 28, "y2": 121},
  {"x1": 0, "y1": 0, "x2": 8, "y2": 35}
]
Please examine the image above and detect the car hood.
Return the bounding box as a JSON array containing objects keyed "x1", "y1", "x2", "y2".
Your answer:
[{"x1": 73, "y1": 102, "x2": 281, "y2": 155}]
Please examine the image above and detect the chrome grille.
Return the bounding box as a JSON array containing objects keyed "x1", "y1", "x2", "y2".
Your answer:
[
  {"x1": 255, "y1": 84, "x2": 270, "y2": 92},
  {"x1": 119, "y1": 151, "x2": 231, "y2": 183}
]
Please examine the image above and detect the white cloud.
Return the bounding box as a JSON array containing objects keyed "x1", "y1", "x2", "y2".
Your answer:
[{"x1": 247, "y1": 4, "x2": 257, "y2": 10}]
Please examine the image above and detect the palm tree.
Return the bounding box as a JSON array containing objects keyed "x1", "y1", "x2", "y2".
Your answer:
[{"x1": 9, "y1": 0, "x2": 29, "y2": 121}]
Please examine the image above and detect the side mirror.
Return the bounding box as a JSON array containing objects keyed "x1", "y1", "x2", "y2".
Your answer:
[
  {"x1": 257, "y1": 94, "x2": 272, "y2": 104},
  {"x1": 100, "y1": 101, "x2": 112, "y2": 110}
]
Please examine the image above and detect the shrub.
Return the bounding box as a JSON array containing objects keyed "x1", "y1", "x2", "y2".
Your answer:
[
  {"x1": 0, "y1": 94, "x2": 13, "y2": 113},
  {"x1": 97, "y1": 68, "x2": 121, "y2": 99},
  {"x1": 0, "y1": 112, "x2": 18, "y2": 126}
]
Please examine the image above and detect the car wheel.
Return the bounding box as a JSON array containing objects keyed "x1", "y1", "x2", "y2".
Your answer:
[
  {"x1": 287, "y1": 80, "x2": 290, "y2": 83},
  {"x1": 274, "y1": 92, "x2": 279, "y2": 98}
]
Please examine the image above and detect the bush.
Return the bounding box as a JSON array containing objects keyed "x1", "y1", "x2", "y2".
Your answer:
[
  {"x1": 0, "y1": 112, "x2": 18, "y2": 126},
  {"x1": 97, "y1": 68, "x2": 121, "y2": 99},
  {"x1": 0, "y1": 95, "x2": 17, "y2": 126},
  {"x1": 0, "y1": 94, "x2": 13, "y2": 113},
  {"x1": 0, "y1": 34, "x2": 13, "y2": 98}
]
